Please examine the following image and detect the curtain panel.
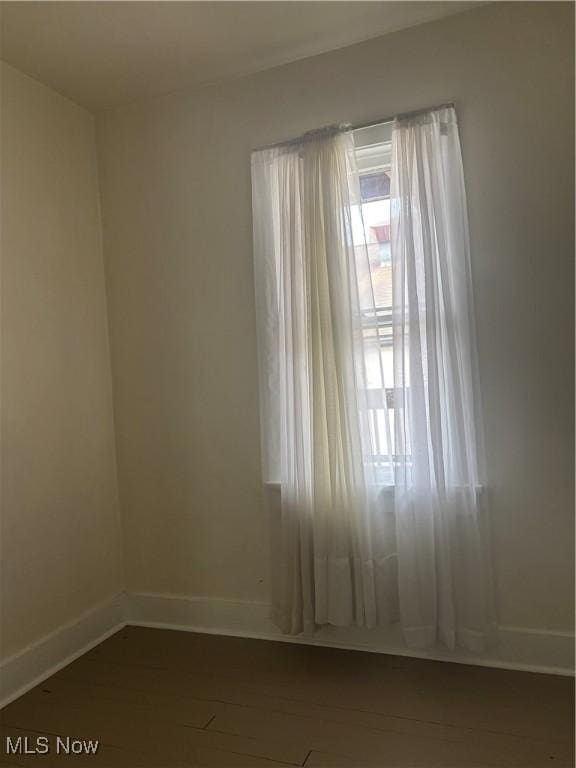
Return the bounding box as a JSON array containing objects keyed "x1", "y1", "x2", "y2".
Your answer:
[
  {"x1": 252, "y1": 128, "x2": 399, "y2": 634},
  {"x1": 391, "y1": 107, "x2": 496, "y2": 650}
]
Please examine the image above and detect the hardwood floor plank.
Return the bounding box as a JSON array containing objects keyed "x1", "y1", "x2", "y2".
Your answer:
[
  {"x1": 303, "y1": 750, "x2": 474, "y2": 768},
  {"x1": 207, "y1": 704, "x2": 506, "y2": 767},
  {"x1": 49, "y1": 742, "x2": 186, "y2": 767},
  {"x1": 30, "y1": 677, "x2": 217, "y2": 730},
  {"x1": 304, "y1": 751, "x2": 387, "y2": 768},
  {"x1": 192, "y1": 746, "x2": 303, "y2": 767}
]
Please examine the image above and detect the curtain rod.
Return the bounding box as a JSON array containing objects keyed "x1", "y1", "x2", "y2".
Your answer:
[{"x1": 253, "y1": 102, "x2": 455, "y2": 153}]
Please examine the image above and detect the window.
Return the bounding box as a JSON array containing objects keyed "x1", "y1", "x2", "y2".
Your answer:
[{"x1": 352, "y1": 124, "x2": 395, "y2": 485}]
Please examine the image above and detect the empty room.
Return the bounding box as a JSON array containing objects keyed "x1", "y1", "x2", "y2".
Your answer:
[{"x1": 0, "y1": 1, "x2": 574, "y2": 766}]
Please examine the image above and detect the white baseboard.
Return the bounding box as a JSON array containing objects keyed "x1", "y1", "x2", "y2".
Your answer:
[
  {"x1": 0, "y1": 594, "x2": 127, "y2": 708},
  {"x1": 127, "y1": 592, "x2": 575, "y2": 677},
  {"x1": 2, "y1": 591, "x2": 572, "y2": 708}
]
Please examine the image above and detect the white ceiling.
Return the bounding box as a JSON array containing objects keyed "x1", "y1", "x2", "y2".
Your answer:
[{"x1": 0, "y1": 1, "x2": 482, "y2": 112}]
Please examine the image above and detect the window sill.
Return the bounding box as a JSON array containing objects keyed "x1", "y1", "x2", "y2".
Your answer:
[{"x1": 264, "y1": 481, "x2": 396, "y2": 494}]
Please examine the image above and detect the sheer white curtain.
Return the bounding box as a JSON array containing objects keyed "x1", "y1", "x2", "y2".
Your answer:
[
  {"x1": 252, "y1": 106, "x2": 495, "y2": 650},
  {"x1": 252, "y1": 128, "x2": 398, "y2": 635},
  {"x1": 391, "y1": 106, "x2": 496, "y2": 650}
]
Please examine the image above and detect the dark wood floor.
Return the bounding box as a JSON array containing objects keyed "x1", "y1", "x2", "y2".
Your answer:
[{"x1": 1, "y1": 627, "x2": 573, "y2": 767}]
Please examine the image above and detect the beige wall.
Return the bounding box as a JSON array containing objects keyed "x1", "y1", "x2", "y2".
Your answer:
[
  {"x1": 97, "y1": 2, "x2": 574, "y2": 633},
  {"x1": 1, "y1": 63, "x2": 124, "y2": 659}
]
